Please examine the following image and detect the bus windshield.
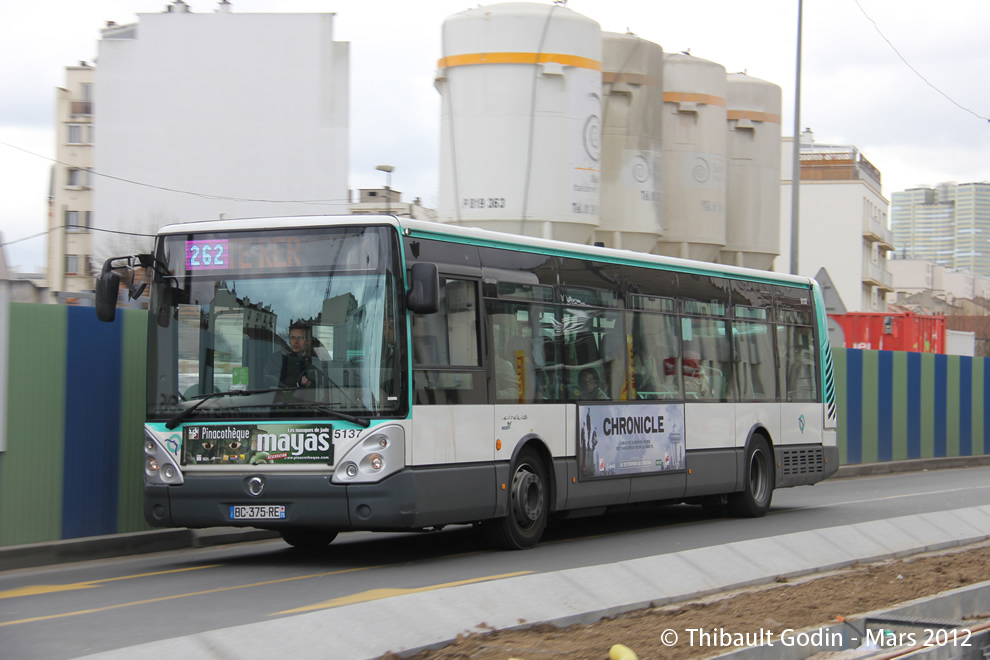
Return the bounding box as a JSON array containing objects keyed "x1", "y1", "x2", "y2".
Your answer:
[{"x1": 146, "y1": 225, "x2": 404, "y2": 421}]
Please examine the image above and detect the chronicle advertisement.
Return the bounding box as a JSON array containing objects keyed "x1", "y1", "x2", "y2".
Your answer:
[
  {"x1": 578, "y1": 403, "x2": 685, "y2": 479},
  {"x1": 183, "y1": 423, "x2": 334, "y2": 465}
]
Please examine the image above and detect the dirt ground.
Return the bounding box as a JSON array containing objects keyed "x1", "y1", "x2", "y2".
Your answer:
[{"x1": 387, "y1": 541, "x2": 990, "y2": 660}]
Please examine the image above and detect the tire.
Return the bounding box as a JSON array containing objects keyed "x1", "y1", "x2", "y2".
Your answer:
[
  {"x1": 728, "y1": 436, "x2": 774, "y2": 518},
  {"x1": 483, "y1": 448, "x2": 549, "y2": 550},
  {"x1": 280, "y1": 527, "x2": 338, "y2": 550}
]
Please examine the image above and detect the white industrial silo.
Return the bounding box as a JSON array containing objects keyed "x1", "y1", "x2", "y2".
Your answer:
[
  {"x1": 721, "y1": 72, "x2": 782, "y2": 270},
  {"x1": 597, "y1": 32, "x2": 664, "y2": 252},
  {"x1": 658, "y1": 53, "x2": 727, "y2": 262},
  {"x1": 436, "y1": 2, "x2": 603, "y2": 244}
]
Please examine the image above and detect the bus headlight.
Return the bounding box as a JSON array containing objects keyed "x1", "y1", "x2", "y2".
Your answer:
[
  {"x1": 144, "y1": 429, "x2": 184, "y2": 485},
  {"x1": 332, "y1": 426, "x2": 404, "y2": 484}
]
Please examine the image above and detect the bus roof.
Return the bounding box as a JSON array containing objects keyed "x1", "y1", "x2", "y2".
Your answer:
[{"x1": 156, "y1": 214, "x2": 814, "y2": 288}]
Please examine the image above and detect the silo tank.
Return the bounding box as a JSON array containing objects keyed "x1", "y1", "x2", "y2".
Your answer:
[
  {"x1": 658, "y1": 53, "x2": 727, "y2": 262},
  {"x1": 722, "y1": 72, "x2": 782, "y2": 270},
  {"x1": 597, "y1": 32, "x2": 664, "y2": 253},
  {"x1": 436, "y1": 2, "x2": 603, "y2": 244}
]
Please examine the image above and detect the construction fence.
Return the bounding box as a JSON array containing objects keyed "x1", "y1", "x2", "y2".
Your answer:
[{"x1": 0, "y1": 302, "x2": 987, "y2": 547}]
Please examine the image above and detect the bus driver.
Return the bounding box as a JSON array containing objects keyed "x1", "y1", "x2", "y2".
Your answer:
[{"x1": 267, "y1": 321, "x2": 322, "y2": 388}]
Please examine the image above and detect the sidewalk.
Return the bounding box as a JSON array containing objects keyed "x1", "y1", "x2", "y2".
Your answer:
[{"x1": 3, "y1": 456, "x2": 989, "y2": 572}]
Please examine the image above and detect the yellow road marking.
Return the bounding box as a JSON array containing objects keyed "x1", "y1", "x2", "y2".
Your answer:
[
  {"x1": 0, "y1": 565, "x2": 380, "y2": 627},
  {"x1": 275, "y1": 570, "x2": 532, "y2": 615},
  {"x1": 0, "y1": 565, "x2": 222, "y2": 600}
]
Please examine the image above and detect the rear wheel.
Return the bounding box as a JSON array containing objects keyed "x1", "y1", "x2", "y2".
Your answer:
[
  {"x1": 483, "y1": 448, "x2": 549, "y2": 550},
  {"x1": 280, "y1": 527, "x2": 338, "y2": 550},
  {"x1": 728, "y1": 436, "x2": 774, "y2": 518}
]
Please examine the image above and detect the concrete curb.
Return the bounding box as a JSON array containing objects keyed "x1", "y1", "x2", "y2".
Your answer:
[
  {"x1": 75, "y1": 505, "x2": 990, "y2": 660},
  {"x1": 0, "y1": 528, "x2": 279, "y2": 572},
  {"x1": 834, "y1": 454, "x2": 990, "y2": 478}
]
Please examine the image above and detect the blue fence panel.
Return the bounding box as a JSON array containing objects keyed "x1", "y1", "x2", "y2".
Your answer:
[{"x1": 61, "y1": 307, "x2": 123, "y2": 539}]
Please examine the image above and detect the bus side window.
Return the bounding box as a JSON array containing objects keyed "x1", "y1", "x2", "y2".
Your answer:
[
  {"x1": 488, "y1": 301, "x2": 560, "y2": 403},
  {"x1": 680, "y1": 317, "x2": 730, "y2": 401},
  {"x1": 629, "y1": 310, "x2": 681, "y2": 400},
  {"x1": 410, "y1": 278, "x2": 486, "y2": 405},
  {"x1": 562, "y1": 307, "x2": 624, "y2": 402},
  {"x1": 731, "y1": 318, "x2": 775, "y2": 402},
  {"x1": 777, "y1": 324, "x2": 818, "y2": 401}
]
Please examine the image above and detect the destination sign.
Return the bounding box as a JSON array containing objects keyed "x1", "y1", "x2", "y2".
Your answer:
[{"x1": 172, "y1": 227, "x2": 387, "y2": 275}]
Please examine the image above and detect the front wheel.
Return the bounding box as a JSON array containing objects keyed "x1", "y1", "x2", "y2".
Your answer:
[
  {"x1": 728, "y1": 436, "x2": 774, "y2": 518},
  {"x1": 483, "y1": 448, "x2": 549, "y2": 550},
  {"x1": 280, "y1": 527, "x2": 338, "y2": 550}
]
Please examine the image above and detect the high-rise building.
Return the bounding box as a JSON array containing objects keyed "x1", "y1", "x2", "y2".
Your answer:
[
  {"x1": 48, "y1": 62, "x2": 95, "y2": 294},
  {"x1": 891, "y1": 182, "x2": 990, "y2": 278},
  {"x1": 778, "y1": 130, "x2": 894, "y2": 312}
]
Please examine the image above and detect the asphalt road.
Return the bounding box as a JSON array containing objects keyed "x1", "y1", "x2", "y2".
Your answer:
[{"x1": 3, "y1": 466, "x2": 990, "y2": 659}]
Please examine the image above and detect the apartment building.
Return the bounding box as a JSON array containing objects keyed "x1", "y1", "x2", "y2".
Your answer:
[
  {"x1": 778, "y1": 130, "x2": 895, "y2": 312},
  {"x1": 48, "y1": 62, "x2": 95, "y2": 293}
]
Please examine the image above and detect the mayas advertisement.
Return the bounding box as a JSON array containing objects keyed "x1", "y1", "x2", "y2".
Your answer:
[
  {"x1": 183, "y1": 424, "x2": 334, "y2": 465},
  {"x1": 578, "y1": 403, "x2": 685, "y2": 479}
]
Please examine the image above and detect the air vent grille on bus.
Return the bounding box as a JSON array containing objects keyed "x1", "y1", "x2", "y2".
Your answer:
[
  {"x1": 823, "y1": 341, "x2": 837, "y2": 424},
  {"x1": 781, "y1": 447, "x2": 824, "y2": 476}
]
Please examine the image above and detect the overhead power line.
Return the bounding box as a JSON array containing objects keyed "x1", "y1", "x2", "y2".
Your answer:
[
  {"x1": 853, "y1": 0, "x2": 989, "y2": 123},
  {"x1": 0, "y1": 224, "x2": 157, "y2": 248},
  {"x1": 0, "y1": 138, "x2": 354, "y2": 205}
]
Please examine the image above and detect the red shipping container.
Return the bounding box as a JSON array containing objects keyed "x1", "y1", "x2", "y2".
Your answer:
[{"x1": 829, "y1": 311, "x2": 945, "y2": 353}]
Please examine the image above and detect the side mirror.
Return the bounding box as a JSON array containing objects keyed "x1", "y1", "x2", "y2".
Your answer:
[
  {"x1": 406, "y1": 262, "x2": 439, "y2": 314},
  {"x1": 95, "y1": 261, "x2": 121, "y2": 322}
]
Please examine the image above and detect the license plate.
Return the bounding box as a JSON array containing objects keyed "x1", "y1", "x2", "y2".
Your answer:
[{"x1": 229, "y1": 505, "x2": 285, "y2": 520}]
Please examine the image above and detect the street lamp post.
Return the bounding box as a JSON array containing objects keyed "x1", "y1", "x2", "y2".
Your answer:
[
  {"x1": 376, "y1": 165, "x2": 394, "y2": 215},
  {"x1": 790, "y1": 0, "x2": 803, "y2": 275}
]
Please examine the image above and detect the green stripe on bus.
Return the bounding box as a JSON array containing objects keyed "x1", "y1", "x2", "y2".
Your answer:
[{"x1": 404, "y1": 229, "x2": 813, "y2": 289}]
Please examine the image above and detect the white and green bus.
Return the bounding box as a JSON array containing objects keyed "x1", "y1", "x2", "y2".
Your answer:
[{"x1": 96, "y1": 215, "x2": 838, "y2": 550}]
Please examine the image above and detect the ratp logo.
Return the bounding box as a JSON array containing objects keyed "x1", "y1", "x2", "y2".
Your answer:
[{"x1": 798, "y1": 415, "x2": 806, "y2": 434}]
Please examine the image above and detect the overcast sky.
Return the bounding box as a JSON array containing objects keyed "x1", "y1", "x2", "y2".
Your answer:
[{"x1": 1, "y1": 0, "x2": 987, "y2": 271}]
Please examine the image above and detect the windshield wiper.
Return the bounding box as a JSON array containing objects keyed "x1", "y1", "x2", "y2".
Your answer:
[
  {"x1": 165, "y1": 388, "x2": 373, "y2": 429},
  {"x1": 267, "y1": 402, "x2": 371, "y2": 428},
  {"x1": 165, "y1": 387, "x2": 297, "y2": 429}
]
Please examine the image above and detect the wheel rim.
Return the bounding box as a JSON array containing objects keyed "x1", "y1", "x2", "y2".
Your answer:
[
  {"x1": 510, "y1": 464, "x2": 544, "y2": 530},
  {"x1": 749, "y1": 448, "x2": 770, "y2": 504}
]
